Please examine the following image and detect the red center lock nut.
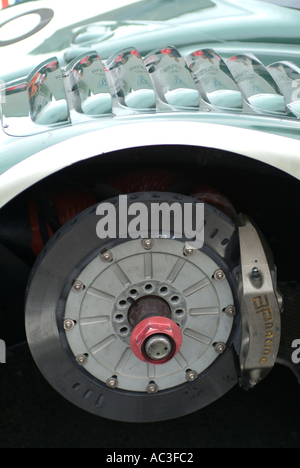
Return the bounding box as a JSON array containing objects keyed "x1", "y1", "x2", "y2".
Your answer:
[{"x1": 130, "y1": 316, "x2": 183, "y2": 365}]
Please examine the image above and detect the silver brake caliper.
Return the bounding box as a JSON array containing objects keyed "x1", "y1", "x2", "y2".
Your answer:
[{"x1": 237, "y1": 215, "x2": 283, "y2": 390}]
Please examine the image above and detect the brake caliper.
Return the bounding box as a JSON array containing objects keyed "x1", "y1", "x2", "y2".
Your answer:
[{"x1": 237, "y1": 214, "x2": 283, "y2": 389}]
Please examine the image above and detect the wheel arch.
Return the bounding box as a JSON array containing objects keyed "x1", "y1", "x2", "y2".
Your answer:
[{"x1": 1, "y1": 119, "x2": 300, "y2": 208}]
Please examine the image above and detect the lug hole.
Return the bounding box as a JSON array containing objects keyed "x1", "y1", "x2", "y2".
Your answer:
[
  {"x1": 171, "y1": 295, "x2": 180, "y2": 304},
  {"x1": 175, "y1": 309, "x2": 184, "y2": 317},
  {"x1": 115, "y1": 314, "x2": 125, "y2": 322},
  {"x1": 130, "y1": 289, "x2": 138, "y2": 296}
]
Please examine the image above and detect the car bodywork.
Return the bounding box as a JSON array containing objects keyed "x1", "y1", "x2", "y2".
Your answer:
[
  {"x1": 1, "y1": 0, "x2": 300, "y2": 422},
  {"x1": 1, "y1": 0, "x2": 300, "y2": 192}
]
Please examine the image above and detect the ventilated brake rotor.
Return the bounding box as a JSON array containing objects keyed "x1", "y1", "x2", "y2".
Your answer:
[{"x1": 25, "y1": 192, "x2": 241, "y2": 422}]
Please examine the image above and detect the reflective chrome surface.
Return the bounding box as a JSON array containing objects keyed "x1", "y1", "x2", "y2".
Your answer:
[
  {"x1": 226, "y1": 54, "x2": 286, "y2": 114},
  {"x1": 2, "y1": 47, "x2": 300, "y2": 138},
  {"x1": 1, "y1": 80, "x2": 30, "y2": 132},
  {"x1": 144, "y1": 46, "x2": 200, "y2": 109},
  {"x1": 1, "y1": 57, "x2": 70, "y2": 136},
  {"x1": 27, "y1": 58, "x2": 70, "y2": 125},
  {"x1": 267, "y1": 61, "x2": 300, "y2": 118},
  {"x1": 65, "y1": 51, "x2": 112, "y2": 116},
  {"x1": 1, "y1": 81, "x2": 32, "y2": 135},
  {"x1": 185, "y1": 49, "x2": 243, "y2": 110},
  {"x1": 106, "y1": 47, "x2": 155, "y2": 110}
]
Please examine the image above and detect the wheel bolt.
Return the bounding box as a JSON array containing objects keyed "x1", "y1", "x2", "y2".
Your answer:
[
  {"x1": 214, "y1": 342, "x2": 226, "y2": 354},
  {"x1": 101, "y1": 251, "x2": 113, "y2": 262},
  {"x1": 72, "y1": 280, "x2": 84, "y2": 292},
  {"x1": 186, "y1": 370, "x2": 198, "y2": 382},
  {"x1": 106, "y1": 376, "x2": 118, "y2": 388},
  {"x1": 147, "y1": 382, "x2": 158, "y2": 394},
  {"x1": 76, "y1": 354, "x2": 88, "y2": 365},
  {"x1": 142, "y1": 238, "x2": 154, "y2": 250},
  {"x1": 64, "y1": 319, "x2": 75, "y2": 330},
  {"x1": 214, "y1": 269, "x2": 226, "y2": 281},
  {"x1": 183, "y1": 245, "x2": 195, "y2": 256},
  {"x1": 225, "y1": 305, "x2": 236, "y2": 317}
]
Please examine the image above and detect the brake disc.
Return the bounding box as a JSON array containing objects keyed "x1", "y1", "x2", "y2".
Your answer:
[{"x1": 25, "y1": 192, "x2": 242, "y2": 422}]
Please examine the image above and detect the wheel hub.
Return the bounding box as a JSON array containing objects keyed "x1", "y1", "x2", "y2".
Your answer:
[
  {"x1": 130, "y1": 316, "x2": 183, "y2": 364},
  {"x1": 63, "y1": 238, "x2": 235, "y2": 392},
  {"x1": 145, "y1": 334, "x2": 173, "y2": 361},
  {"x1": 128, "y1": 295, "x2": 182, "y2": 364},
  {"x1": 128, "y1": 295, "x2": 172, "y2": 327}
]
